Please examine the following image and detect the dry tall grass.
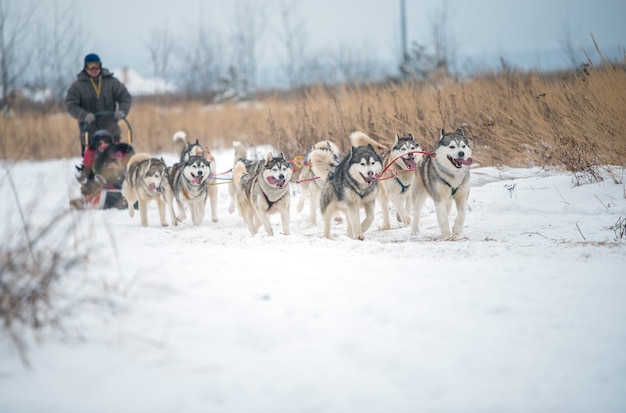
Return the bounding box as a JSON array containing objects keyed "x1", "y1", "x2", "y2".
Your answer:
[{"x1": 1, "y1": 59, "x2": 625, "y2": 172}]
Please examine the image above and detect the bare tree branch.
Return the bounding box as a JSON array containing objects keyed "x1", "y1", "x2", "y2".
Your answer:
[
  {"x1": 273, "y1": 0, "x2": 308, "y2": 88},
  {"x1": 146, "y1": 24, "x2": 177, "y2": 93},
  {"x1": 230, "y1": 0, "x2": 267, "y2": 91},
  {"x1": 0, "y1": 0, "x2": 39, "y2": 107}
]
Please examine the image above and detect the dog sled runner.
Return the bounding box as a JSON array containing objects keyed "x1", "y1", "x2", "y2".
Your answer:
[{"x1": 70, "y1": 112, "x2": 135, "y2": 210}]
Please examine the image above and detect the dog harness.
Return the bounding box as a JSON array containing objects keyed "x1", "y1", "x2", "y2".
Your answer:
[
  {"x1": 444, "y1": 181, "x2": 458, "y2": 196},
  {"x1": 182, "y1": 186, "x2": 192, "y2": 199},
  {"x1": 262, "y1": 191, "x2": 275, "y2": 209},
  {"x1": 394, "y1": 176, "x2": 411, "y2": 193},
  {"x1": 418, "y1": 158, "x2": 459, "y2": 197}
]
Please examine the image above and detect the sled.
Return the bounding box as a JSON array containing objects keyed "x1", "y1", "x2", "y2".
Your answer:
[
  {"x1": 70, "y1": 113, "x2": 135, "y2": 210},
  {"x1": 73, "y1": 178, "x2": 129, "y2": 210}
]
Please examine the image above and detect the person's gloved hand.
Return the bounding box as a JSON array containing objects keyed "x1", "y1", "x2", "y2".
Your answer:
[
  {"x1": 114, "y1": 110, "x2": 125, "y2": 120},
  {"x1": 84, "y1": 113, "x2": 95, "y2": 123}
]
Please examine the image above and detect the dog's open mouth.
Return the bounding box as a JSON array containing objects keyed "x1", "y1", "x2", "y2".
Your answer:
[
  {"x1": 360, "y1": 172, "x2": 378, "y2": 186},
  {"x1": 148, "y1": 183, "x2": 157, "y2": 192},
  {"x1": 266, "y1": 176, "x2": 286, "y2": 188},
  {"x1": 402, "y1": 155, "x2": 417, "y2": 170},
  {"x1": 191, "y1": 174, "x2": 204, "y2": 184},
  {"x1": 448, "y1": 156, "x2": 473, "y2": 169}
]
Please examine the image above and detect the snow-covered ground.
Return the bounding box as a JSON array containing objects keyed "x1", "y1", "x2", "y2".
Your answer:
[{"x1": 1, "y1": 147, "x2": 625, "y2": 413}]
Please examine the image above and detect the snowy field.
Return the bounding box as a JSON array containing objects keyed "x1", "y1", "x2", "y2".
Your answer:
[{"x1": 1, "y1": 147, "x2": 625, "y2": 413}]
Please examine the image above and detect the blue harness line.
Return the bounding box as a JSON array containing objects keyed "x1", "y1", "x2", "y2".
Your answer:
[{"x1": 394, "y1": 176, "x2": 411, "y2": 193}]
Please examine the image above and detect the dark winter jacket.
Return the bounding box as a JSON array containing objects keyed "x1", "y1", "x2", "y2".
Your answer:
[{"x1": 65, "y1": 68, "x2": 132, "y2": 140}]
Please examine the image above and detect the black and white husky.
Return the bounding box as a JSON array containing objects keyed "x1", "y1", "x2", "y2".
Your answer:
[
  {"x1": 411, "y1": 128, "x2": 473, "y2": 239},
  {"x1": 351, "y1": 132, "x2": 422, "y2": 230},
  {"x1": 166, "y1": 154, "x2": 212, "y2": 226},
  {"x1": 232, "y1": 141, "x2": 293, "y2": 236},
  {"x1": 122, "y1": 153, "x2": 175, "y2": 227},
  {"x1": 320, "y1": 131, "x2": 383, "y2": 240},
  {"x1": 172, "y1": 131, "x2": 219, "y2": 222}
]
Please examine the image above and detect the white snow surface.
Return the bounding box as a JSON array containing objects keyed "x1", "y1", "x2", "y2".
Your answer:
[{"x1": 1, "y1": 147, "x2": 625, "y2": 413}]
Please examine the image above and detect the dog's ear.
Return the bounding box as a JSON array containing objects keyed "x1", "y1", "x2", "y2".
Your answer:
[
  {"x1": 408, "y1": 132, "x2": 415, "y2": 139},
  {"x1": 456, "y1": 128, "x2": 464, "y2": 136},
  {"x1": 266, "y1": 152, "x2": 274, "y2": 163},
  {"x1": 440, "y1": 129, "x2": 445, "y2": 138}
]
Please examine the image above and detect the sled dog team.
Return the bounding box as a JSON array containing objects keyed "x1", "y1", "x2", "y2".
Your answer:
[{"x1": 121, "y1": 128, "x2": 473, "y2": 240}]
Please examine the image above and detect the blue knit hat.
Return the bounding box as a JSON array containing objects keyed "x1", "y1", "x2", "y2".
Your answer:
[{"x1": 84, "y1": 53, "x2": 101, "y2": 65}]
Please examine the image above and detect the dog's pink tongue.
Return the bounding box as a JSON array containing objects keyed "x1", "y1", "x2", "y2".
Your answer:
[
  {"x1": 403, "y1": 157, "x2": 417, "y2": 169},
  {"x1": 192, "y1": 175, "x2": 203, "y2": 184},
  {"x1": 457, "y1": 157, "x2": 473, "y2": 166},
  {"x1": 266, "y1": 176, "x2": 285, "y2": 186},
  {"x1": 148, "y1": 183, "x2": 157, "y2": 191}
]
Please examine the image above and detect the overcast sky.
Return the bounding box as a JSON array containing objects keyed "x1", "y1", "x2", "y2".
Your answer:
[{"x1": 19, "y1": 0, "x2": 626, "y2": 80}]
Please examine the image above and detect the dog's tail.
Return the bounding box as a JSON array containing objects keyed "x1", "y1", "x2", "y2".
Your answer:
[
  {"x1": 309, "y1": 149, "x2": 335, "y2": 180},
  {"x1": 232, "y1": 141, "x2": 247, "y2": 163},
  {"x1": 173, "y1": 131, "x2": 187, "y2": 156},
  {"x1": 314, "y1": 140, "x2": 341, "y2": 156},
  {"x1": 126, "y1": 152, "x2": 152, "y2": 171},
  {"x1": 232, "y1": 160, "x2": 247, "y2": 187},
  {"x1": 349, "y1": 131, "x2": 388, "y2": 154}
]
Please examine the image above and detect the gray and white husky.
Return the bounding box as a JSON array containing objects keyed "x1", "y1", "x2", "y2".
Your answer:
[
  {"x1": 411, "y1": 128, "x2": 473, "y2": 238},
  {"x1": 166, "y1": 155, "x2": 212, "y2": 226},
  {"x1": 173, "y1": 131, "x2": 219, "y2": 222},
  {"x1": 352, "y1": 132, "x2": 422, "y2": 230},
  {"x1": 232, "y1": 141, "x2": 293, "y2": 236},
  {"x1": 122, "y1": 153, "x2": 175, "y2": 227},
  {"x1": 296, "y1": 140, "x2": 341, "y2": 226},
  {"x1": 320, "y1": 131, "x2": 383, "y2": 240}
]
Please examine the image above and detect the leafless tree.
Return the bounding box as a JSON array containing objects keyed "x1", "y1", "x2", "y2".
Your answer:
[
  {"x1": 294, "y1": 50, "x2": 334, "y2": 86},
  {"x1": 146, "y1": 25, "x2": 177, "y2": 93},
  {"x1": 273, "y1": 0, "x2": 308, "y2": 88},
  {"x1": 178, "y1": 25, "x2": 226, "y2": 98},
  {"x1": 559, "y1": 19, "x2": 581, "y2": 68},
  {"x1": 429, "y1": 0, "x2": 459, "y2": 75},
  {"x1": 399, "y1": 40, "x2": 435, "y2": 81},
  {"x1": 332, "y1": 42, "x2": 384, "y2": 85},
  {"x1": 0, "y1": 0, "x2": 38, "y2": 109},
  {"x1": 27, "y1": 0, "x2": 84, "y2": 105},
  {"x1": 230, "y1": 0, "x2": 266, "y2": 92}
]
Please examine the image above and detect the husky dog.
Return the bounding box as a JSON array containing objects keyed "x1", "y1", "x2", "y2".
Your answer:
[
  {"x1": 320, "y1": 132, "x2": 383, "y2": 240},
  {"x1": 166, "y1": 155, "x2": 212, "y2": 226},
  {"x1": 232, "y1": 141, "x2": 292, "y2": 236},
  {"x1": 351, "y1": 132, "x2": 422, "y2": 230},
  {"x1": 173, "y1": 131, "x2": 205, "y2": 162},
  {"x1": 172, "y1": 131, "x2": 219, "y2": 222},
  {"x1": 122, "y1": 153, "x2": 175, "y2": 227},
  {"x1": 411, "y1": 128, "x2": 473, "y2": 238},
  {"x1": 296, "y1": 140, "x2": 341, "y2": 226}
]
